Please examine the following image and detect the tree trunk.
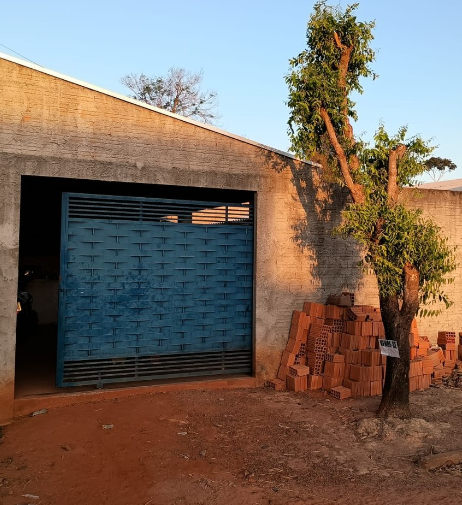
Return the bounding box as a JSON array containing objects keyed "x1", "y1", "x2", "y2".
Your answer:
[{"x1": 377, "y1": 265, "x2": 420, "y2": 419}]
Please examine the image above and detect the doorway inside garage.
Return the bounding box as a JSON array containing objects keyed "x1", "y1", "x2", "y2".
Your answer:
[{"x1": 15, "y1": 175, "x2": 255, "y2": 397}]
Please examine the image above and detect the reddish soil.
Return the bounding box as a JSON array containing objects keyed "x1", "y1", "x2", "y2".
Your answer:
[{"x1": 1, "y1": 386, "x2": 462, "y2": 505}]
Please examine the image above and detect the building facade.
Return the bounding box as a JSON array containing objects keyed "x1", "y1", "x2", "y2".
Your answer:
[{"x1": 0, "y1": 54, "x2": 460, "y2": 424}]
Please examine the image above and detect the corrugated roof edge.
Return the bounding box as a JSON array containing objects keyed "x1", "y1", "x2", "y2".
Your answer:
[{"x1": 0, "y1": 51, "x2": 319, "y2": 167}]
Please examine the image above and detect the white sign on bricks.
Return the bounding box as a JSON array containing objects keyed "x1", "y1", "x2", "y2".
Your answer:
[{"x1": 378, "y1": 339, "x2": 400, "y2": 358}]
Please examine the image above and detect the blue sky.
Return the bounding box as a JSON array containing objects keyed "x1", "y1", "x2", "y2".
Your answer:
[{"x1": 1, "y1": 1, "x2": 461, "y2": 180}]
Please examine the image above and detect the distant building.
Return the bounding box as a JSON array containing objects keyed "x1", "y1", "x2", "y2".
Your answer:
[{"x1": 417, "y1": 179, "x2": 462, "y2": 191}]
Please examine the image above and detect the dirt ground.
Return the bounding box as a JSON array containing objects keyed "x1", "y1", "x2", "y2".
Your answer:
[{"x1": 1, "y1": 385, "x2": 462, "y2": 505}]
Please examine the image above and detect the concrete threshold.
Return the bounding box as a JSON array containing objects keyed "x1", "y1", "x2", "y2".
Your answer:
[{"x1": 14, "y1": 376, "x2": 258, "y2": 418}]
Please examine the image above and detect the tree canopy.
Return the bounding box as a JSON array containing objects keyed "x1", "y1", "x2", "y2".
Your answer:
[
  {"x1": 121, "y1": 67, "x2": 220, "y2": 124},
  {"x1": 424, "y1": 157, "x2": 457, "y2": 182},
  {"x1": 286, "y1": 1, "x2": 457, "y2": 418},
  {"x1": 337, "y1": 125, "x2": 456, "y2": 309}
]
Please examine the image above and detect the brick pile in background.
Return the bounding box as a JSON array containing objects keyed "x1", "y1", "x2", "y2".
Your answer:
[
  {"x1": 408, "y1": 321, "x2": 433, "y2": 391},
  {"x1": 266, "y1": 294, "x2": 461, "y2": 398}
]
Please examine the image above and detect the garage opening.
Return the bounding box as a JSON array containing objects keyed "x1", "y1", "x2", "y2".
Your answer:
[{"x1": 16, "y1": 176, "x2": 255, "y2": 396}]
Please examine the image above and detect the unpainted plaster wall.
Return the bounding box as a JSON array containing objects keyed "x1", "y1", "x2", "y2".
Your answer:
[
  {"x1": 0, "y1": 57, "x2": 379, "y2": 422},
  {"x1": 403, "y1": 189, "x2": 462, "y2": 337}
]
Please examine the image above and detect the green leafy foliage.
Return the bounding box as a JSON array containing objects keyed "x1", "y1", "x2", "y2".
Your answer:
[
  {"x1": 286, "y1": 1, "x2": 375, "y2": 172},
  {"x1": 424, "y1": 157, "x2": 457, "y2": 182},
  {"x1": 337, "y1": 201, "x2": 456, "y2": 313},
  {"x1": 361, "y1": 125, "x2": 434, "y2": 194}
]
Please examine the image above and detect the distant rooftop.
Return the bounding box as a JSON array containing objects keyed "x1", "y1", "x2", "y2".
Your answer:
[{"x1": 417, "y1": 179, "x2": 462, "y2": 191}]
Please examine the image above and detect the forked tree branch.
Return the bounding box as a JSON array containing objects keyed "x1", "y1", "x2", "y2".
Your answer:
[
  {"x1": 320, "y1": 108, "x2": 365, "y2": 204},
  {"x1": 334, "y1": 32, "x2": 353, "y2": 90},
  {"x1": 387, "y1": 144, "x2": 407, "y2": 205},
  {"x1": 333, "y1": 32, "x2": 357, "y2": 155}
]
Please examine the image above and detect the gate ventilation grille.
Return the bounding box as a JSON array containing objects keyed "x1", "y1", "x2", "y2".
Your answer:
[
  {"x1": 68, "y1": 195, "x2": 253, "y2": 226},
  {"x1": 62, "y1": 350, "x2": 252, "y2": 387}
]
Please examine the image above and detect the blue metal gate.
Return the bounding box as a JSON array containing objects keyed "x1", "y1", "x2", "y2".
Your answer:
[{"x1": 57, "y1": 193, "x2": 253, "y2": 387}]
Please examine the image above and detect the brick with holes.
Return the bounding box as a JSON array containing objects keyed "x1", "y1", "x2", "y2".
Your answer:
[
  {"x1": 330, "y1": 386, "x2": 352, "y2": 400},
  {"x1": 325, "y1": 353, "x2": 345, "y2": 363},
  {"x1": 289, "y1": 364, "x2": 310, "y2": 377},
  {"x1": 266, "y1": 379, "x2": 286, "y2": 391}
]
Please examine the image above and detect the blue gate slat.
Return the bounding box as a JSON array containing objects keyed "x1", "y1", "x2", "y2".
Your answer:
[{"x1": 65, "y1": 351, "x2": 91, "y2": 359}]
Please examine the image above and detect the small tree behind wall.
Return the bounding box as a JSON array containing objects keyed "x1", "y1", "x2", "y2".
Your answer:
[
  {"x1": 121, "y1": 67, "x2": 220, "y2": 124},
  {"x1": 286, "y1": 1, "x2": 456, "y2": 418}
]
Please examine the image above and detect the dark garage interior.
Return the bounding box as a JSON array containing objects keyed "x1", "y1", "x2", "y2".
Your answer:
[{"x1": 16, "y1": 175, "x2": 254, "y2": 397}]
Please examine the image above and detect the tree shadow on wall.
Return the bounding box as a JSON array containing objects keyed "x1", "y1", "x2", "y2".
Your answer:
[{"x1": 266, "y1": 150, "x2": 365, "y2": 301}]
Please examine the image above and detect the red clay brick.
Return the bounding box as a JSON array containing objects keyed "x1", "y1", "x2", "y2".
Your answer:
[
  {"x1": 294, "y1": 355, "x2": 307, "y2": 366},
  {"x1": 281, "y1": 351, "x2": 296, "y2": 367},
  {"x1": 286, "y1": 374, "x2": 308, "y2": 392},
  {"x1": 322, "y1": 376, "x2": 343, "y2": 392},
  {"x1": 325, "y1": 353, "x2": 345, "y2": 363},
  {"x1": 289, "y1": 365, "x2": 310, "y2": 377},
  {"x1": 266, "y1": 379, "x2": 286, "y2": 391},
  {"x1": 330, "y1": 386, "x2": 351, "y2": 400},
  {"x1": 409, "y1": 359, "x2": 423, "y2": 378},
  {"x1": 347, "y1": 307, "x2": 368, "y2": 321},
  {"x1": 303, "y1": 302, "x2": 325, "y2": 318},
  {"x1": 361, "y1": 349, "x2": 381, "y2": 367},
  {"x1": 345, "y1": 364, "x2": 351, "y2": 380},
  {"x1": 418, "y1": 340, "x2": 430, "y2": 351},
  {"x1": 343, "y1": 379, "x2": 365, "y2": 397},
  {"x1": 307, "y1": 374, "x2": 323, "y2": 390},
  {"x1": 370, "y1": 380, "x2": 382, "y2": 396},
  {"x1": 323, "y1": 361, "x2": 346, "y2": 378},
  {"x1": 350, "y1": 365, "x2": 382, "y2": 382},
  {"x1": 372, "y1": 321, "x2": 385, "y2": 337},
  {"x1": 285, "y1": 338, "x2": 301, "y2": 354},
  {"x1": 277, "y1": 365, "x2": 289, "y2": 380},
  {"x1": 422, "y1": 374, "x2": 432, "y2": 389}
]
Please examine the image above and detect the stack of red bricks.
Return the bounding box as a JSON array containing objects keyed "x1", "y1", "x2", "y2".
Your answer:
[
  {"x1": 267, "y1": 299, "x2": 388, "y2": 398},
  {"x1": 267, "y1": 296, "x2": 460, "y2": 398},
  {"x1": 432, "y1": 331, "x2": 458, "y2": 384},
  {"x1": 408, "y1": 320, "x2": 433, "y2": 391},
  {"x1": 321, "y1": 302, "x2": 386, "y2": 398},
  {"x1": 266, "y1": 311, "x2": 311, "y2": 392},
  {"x1": 408, "y1": 323, "x2": 462, "y2": 388},
  {"x1": 438, "y1": 331, "x2": 457, "y2": 363}
]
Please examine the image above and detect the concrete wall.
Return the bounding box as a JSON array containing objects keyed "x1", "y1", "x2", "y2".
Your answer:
[
  {"x1": 0, "y1": 56, "x2": 376, "y2": 422},
  {"x1": 0, "y1": 56, "x2": 460, "y2": 423},
  {"x1": 403, "y1": 189, "x2": 462, "y2": 337}
]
